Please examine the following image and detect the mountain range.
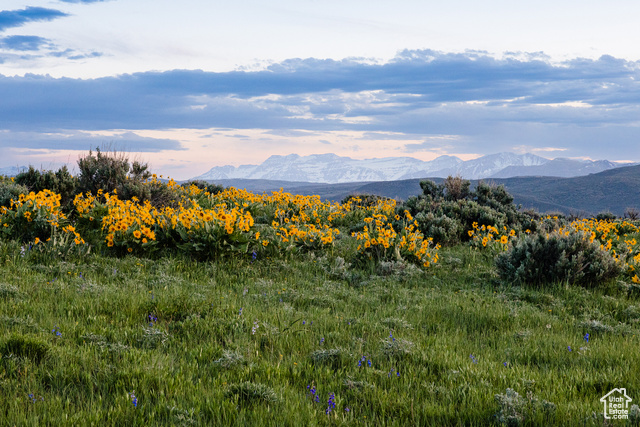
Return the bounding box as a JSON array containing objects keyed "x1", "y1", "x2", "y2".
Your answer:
[
  {"x1": 210, "y1": 164, "x2": 640, "y2": 216},
  {"x1": 193, "y1": 152, "x2": 630, "y2": 183},
  {"x1": 0, "y1": 166, "x2": 24, "y2": 177}
]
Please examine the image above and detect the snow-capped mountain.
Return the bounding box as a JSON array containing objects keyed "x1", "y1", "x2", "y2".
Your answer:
[
  {"x1": 426, "y1": 152, "x2": 549, "y2": 180},
  {"x1": 490, "y1": 158, "x2": 622, "y2": 178},
  {"x1": 193, "y1": 153, "x2": 463, "y2": 183},
  {"x1": 191, "y1": 152, "x2": 627, "y2": 184},
  {"x1": 0, "y1": 166, "x2": 25, "y2": 177}
]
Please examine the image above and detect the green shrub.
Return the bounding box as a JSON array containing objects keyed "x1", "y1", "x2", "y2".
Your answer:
[
  {"x1": 494, "y1": 388, "x2": 556, "y2": 426},
  {"x1": 495, "y1": 231, "x2": 621, "y2": 288},
  {"x1": 0, "y1": 283, "x2": 21, "y2": 300},
  {"x1": 181, "y1": 180, "x2": 224, "y2": 196},
  {"x1": 212, "y1": 350, "x2": 245, "y2": 369},
  {"x1": 0, "y1": 189, "x2": 69, "y2": 243},
  {"x1": 535, "y1": 214, "x2": 569, "y2": 234},
  {"x1": 145, "y1": 180, "x2": 183, "y2": 208},
  {"x1": 595, "y1": 211, "x2": 617, "y2": 221},
  {"x1": 401, "y1": 177, "x2": 532, "y2": 246},
  {"x1": 0, "y1": 179, "x2": 28, "y2": 208},
  {"x1": 474, "y1": 181, "x2": 520, "y2": 224},
  {"x1": 76, "y1": 150, "x2": 186, "y2": 207},
  {"x1": 413, "y1": 212, "x2": 463, "y2": 246},
  {"x1": 443, "y1": 175, "x2": 471, "y2": 201},
  {"x1": 341, "y1": 193, "x2": 395, "y2": 210},
  {"x1": 14, "y1": 166, "x2": 77, "y2": 209},
  {"x1": 404, "y1": 198, "x2": 509, "y2": 245},
  {"x1": 76, "y1": 148, "x2": 150, "y2": 200}
]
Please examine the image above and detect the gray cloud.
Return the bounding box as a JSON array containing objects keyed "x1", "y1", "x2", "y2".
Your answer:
[
  {"x1": 0, "y1": 131, "x2": 184, "y2": 152},
  {"x1": 265, "y1": 129, "x2": 321, "y2": 137},
  {"x1": 0, "y1": 47, "x2": 103, "y2": 65},
  {"x1": 0, "y1": 35, "x2": 51, "y2": 51},
  {"x1": 0, "y1": 7, "x2": 68, "y2": 32},
  {"x1": 2, "y1": 50, "x2": 639, "y2": 130},
  {"x1": 59, "y1": 0, "x2": 110, "y2": 3},
  {"x1": 0, "y1": 7, "x2": 103, "y2": 66},
  {"x1": 1, "y1": 50, "x2": 640, "y2": 160}
]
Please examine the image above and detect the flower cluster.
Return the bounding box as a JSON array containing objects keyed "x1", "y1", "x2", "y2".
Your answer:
[
  {"x1": 468, "y1": 222, "x2": 516, "y2": 252},
  {"x1": 542, "y1": 217, "x2": 640, "y2": 283},
  {"x1": 51, "y1": 325, "x2": 61, "y2": 336},
  {"x1": 28, "y1": 393, "x2": 44, "y2": 403},
  {"x1": 357, "y1": 355, "x2": 372, "y2": 368},
  {"x1": 306, "y1": 385, "x2": 340, "y2": 416},
  {"x1": 0, "y1": 189, "x2": 73, "y2": 243},
  {"x1": 306, "y1": 385, "x2": 320, "y2": 403},
  {"x1": 326, "y1": 392, "x2": 336, "y2": 415},
  {"x1": 352, "y1": 210, "x2": 440, "y2": 268}
]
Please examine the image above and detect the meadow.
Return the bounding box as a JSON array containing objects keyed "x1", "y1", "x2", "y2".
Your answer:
[{"x1": 1, "y1": 153, "x2": 640, "y2": 425}]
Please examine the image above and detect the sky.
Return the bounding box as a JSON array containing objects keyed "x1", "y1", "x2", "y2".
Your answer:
[{"x1": 1, "y1": 0, "x2": 640, "y2": 179}]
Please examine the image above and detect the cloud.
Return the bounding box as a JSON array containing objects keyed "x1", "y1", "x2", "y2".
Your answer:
[
  {"x1": 1, "y1": 50, "x2": 640, "y2": 160},
  {"x1": 51, "y1": 49, "x2": 103, "y2": 60},
  {"x1": 0, "y1": 47, "x2": 103, "y2": 65},
  {"x1": 403, "y1": 136, "x2": 465, "y2": 153},
  {"x1": 0, "y1": 7, "x2": 100, "y2": 66},
  {"x1": 0, "y1": 7, "x2": 68, "y2": 32},
  {"x1": 0, "y1": 131, "x2": 184, "y2": 152},
  {"x1": 3, "y1": 50, "x2": 639, "y2": 124},
  {"x1": 512, "y1": 145, "x2": 568, "y2": 154},
  {"x1": 59, "y1": 0, "x2": 110, "y2": 3},
  {"x1": 265, "y1": 130, "x2": 321, "y2": 137},
  {"x1": 0, "y1": 35, "x2": 51, "y2": 51}
]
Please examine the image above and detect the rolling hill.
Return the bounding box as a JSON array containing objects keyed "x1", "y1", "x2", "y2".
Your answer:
[{"x1": 208, "y1": 164, "x2": 640, "y2": 216}]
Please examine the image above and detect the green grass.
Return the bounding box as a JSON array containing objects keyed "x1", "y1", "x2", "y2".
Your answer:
[{"x1": 1, "y1": 242, "x2": 639, "y2": 426}]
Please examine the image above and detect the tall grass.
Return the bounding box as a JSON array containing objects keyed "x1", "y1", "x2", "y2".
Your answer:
[{"x1": 1, "y1": 242, "x2": 639, "y2": 425}]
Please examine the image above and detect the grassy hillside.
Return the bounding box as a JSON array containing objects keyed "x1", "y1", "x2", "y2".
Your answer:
[
  {"x1": 2, "y1": 243, "x2": 639, "y2": 425},
  {"x1": 496, "y1": 165, "x2": 640, "y2": 215},
  {"x1": 3, "y1": 155, "x2": 640, "y2": 425}
]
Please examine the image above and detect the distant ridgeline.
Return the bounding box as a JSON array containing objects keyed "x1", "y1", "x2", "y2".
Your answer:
[
  {"x1": 208, "y1": 164, "x2": 640, "y2": 217},
  {"x1": 0, "y1": 166, "x2": 27, "y2": 177},
  {"x1": 192, "y1": 152, "x2": 630, "y2": 183}
]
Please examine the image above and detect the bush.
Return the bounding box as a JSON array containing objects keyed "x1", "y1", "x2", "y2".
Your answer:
[
  {"x1": 181, "y1": 180, "x2": 224, "y2": 196},
  {"x1": 76, "y1": 149, "x2": 184, "y2": 207},
  {"x1": 14, "y1": 166, "x2": 77, "y2": 209},
  {"x1": 404, "y1": 198, "x2": 509, "y2": 246},
  {"x1": 0, "y1": 189, "x2": 71, "y2": 243},
  {"x1": 401, "y1": 177, "x2": 532, "y2": 246},
  {"x1": 595, "y1": 211, "x2": 617, "y2": 221},
  {"x1": 495, "y1": 231, "x2": 621, "y2": 288},
  {"x1": 443, "y1": 175, "x2": 471, "y2": 201},
  {"x1": 351, "y1": 211, "x2": 440, "y2": 269},
  {"x1": 341, "y1": 194, "x2": 394, "y2": 209},
  {"x1": 0, "y1": 178, "x2": 28, "y2": 208},
  {"x1": 494, "y1": 388, "x2": 556, "y2": 426},
  {"x1": 624, "y1": 208, "x2": 640, "y2": 220},
  {"x1": 76, "y1": 148, "x2": 150, "y2": 200},
  {"x1": 413, "y1": 212, "x2": 463, "y2": 246},
  {"x1": 145, "y1": 180, "x2": 183, "y2": 208}
]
